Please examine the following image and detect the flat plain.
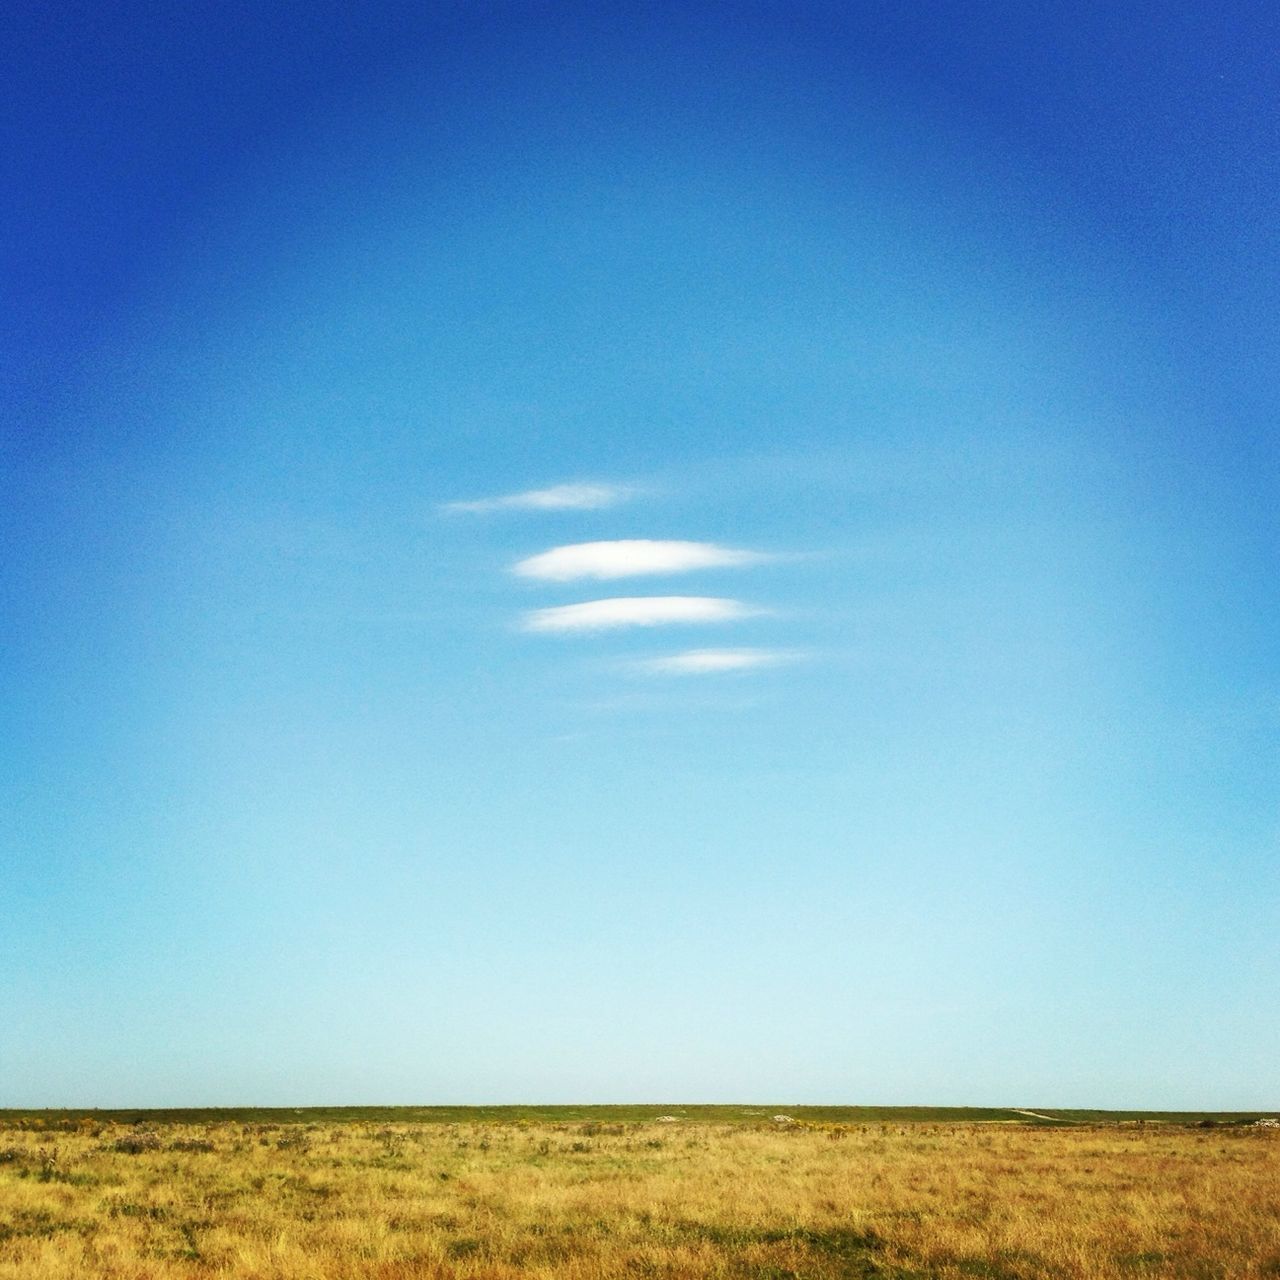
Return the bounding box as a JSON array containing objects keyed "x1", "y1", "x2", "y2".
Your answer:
[{"x1": 1, "y1": 1108, "x2": 1277, "y2": 1279}]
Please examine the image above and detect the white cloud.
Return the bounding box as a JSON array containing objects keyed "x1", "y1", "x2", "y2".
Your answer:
[
  {"x1": 442, "y1": 483, "x2": 629, "y2": 514},
  {"x1": 513, "y1": 539, "x2": 766, "y2": 581},
  {"x1": 523, "y1": 596, "x2": 762, "y2": 633},
  {"x1": 635, "y1": 648, "x2": 798, "y2": 675}
]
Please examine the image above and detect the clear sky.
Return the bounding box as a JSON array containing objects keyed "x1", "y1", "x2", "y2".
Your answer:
[{"x1": 2, "y1": 1, "x2": 1276, "y2": 1108}]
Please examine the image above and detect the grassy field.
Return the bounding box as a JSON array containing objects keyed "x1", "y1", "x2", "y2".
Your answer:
[
  {"x1": 1, "y1": 1112, "x2": 1276, "y2": 1278},
  {"x1": 2, "y1": 1106, "x2": 1272, "y2": 1128}
]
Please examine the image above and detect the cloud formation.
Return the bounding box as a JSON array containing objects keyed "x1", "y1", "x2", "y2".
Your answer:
[
  {"x1": 523, "y1": 597, "x2": 761, "y2": 633},
  {"x1": 442, "y1": 483, "x2": 629, "y2": 514},
  {"x1": 514, "y1": 539, "x2": 766, "y2": 581},
  {"x1": 636, "y1": 648, "x2": 797, "y2": 675}
]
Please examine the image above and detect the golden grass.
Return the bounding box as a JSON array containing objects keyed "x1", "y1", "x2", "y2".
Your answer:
[{"x1": 0, "y1": 1119, "x2": 1276, "y2": 1278}]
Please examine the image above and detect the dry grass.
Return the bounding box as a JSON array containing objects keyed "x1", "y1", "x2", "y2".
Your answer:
[{"x1": 1, "y1": 1119, "x2": 1277, "y2": 1278}]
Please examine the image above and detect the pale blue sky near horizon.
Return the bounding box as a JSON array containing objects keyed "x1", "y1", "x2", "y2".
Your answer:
[{"x1": 2, "y1": 1, "x2": 1277, "y2": 1108}]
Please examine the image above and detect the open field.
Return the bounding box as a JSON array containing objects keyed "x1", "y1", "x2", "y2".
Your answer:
[
  {"x1": 1, "y1": 1112, "x2": 1277, "y2": 1279},
  {"x1": 3, "y1": 1107, "x2": 1274, "y2": 1128}
]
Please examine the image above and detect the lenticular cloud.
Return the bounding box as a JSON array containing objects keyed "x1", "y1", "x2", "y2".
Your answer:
[
  {"x1": 523, "y1": 596, "x2": 760, "y2": 633},
  {"x1": 443, "y1": 483, "x2": 629, "y2": 513},
  {"x1": 637, "y1": 648, "x2": 795, "y2": 674},
  {"x1": 514, "y1": 539, "x2": 765, "y2": 581}
]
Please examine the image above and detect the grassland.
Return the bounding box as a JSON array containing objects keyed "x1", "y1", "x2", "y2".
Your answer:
[
  {"x1": 1, "y1": 1110, "x2": 1276, "y2": 1278},
  {"x1": 0, "y1": 1108, "x2": 1042, "y2": 1129}
]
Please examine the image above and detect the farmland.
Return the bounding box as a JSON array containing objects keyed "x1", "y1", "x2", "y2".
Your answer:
[{"x1": 1, "y1": 1109, "x2": 1277, "y2": 1278}]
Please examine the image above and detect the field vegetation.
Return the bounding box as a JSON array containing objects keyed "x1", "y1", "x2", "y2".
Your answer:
[{"x1": 1, "y1": 1110, "x2": 1276, "y2": 1279}]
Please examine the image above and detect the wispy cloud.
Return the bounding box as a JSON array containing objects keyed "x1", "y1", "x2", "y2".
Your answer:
[
  {"x1": 442, "y1": 483, "x2": 630, "y2": 514},
  {"x1": 523, "y1": 596, "x2": 763, "y2": 633},
  {"x1": 635, "y1": 648, "x2": 799, "y2": 675},
  {"x1": 513, "y1": 539, "x2": 767, "y2": 581}
]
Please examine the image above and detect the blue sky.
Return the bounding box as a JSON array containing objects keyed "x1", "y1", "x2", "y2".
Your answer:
[{"x1": 2, "y1": 1, "x2": 1276, "y2": 1107}]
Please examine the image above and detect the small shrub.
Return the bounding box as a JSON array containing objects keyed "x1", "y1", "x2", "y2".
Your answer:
[
  {"x1": 112, "y1": 1132, "x2": 162, "y2": 1154},
  {"x1": 170, "y1": 1137, "x2": 216, "y2": 1153}
]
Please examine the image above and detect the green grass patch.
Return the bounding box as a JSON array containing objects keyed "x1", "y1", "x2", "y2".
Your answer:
[{"x1": 8, "y1": 1103, "x2": 1261, "y2": 1128}]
